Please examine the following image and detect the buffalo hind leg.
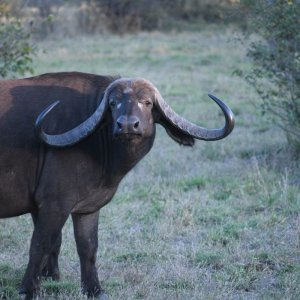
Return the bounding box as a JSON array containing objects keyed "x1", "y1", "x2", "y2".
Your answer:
[
  {"x1": 20, "y1": 210, "x2": 70, "y2": 299},
  {"x1": 72, "y1": 211, "x2": 106, "y2": 298},
  {"x1": 31, "y1": 212, "x2": 61, "y2": 281}
]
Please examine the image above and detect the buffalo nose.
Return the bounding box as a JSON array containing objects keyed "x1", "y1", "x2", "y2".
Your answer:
[{"x1": 116, "y1": 115, "x2": 140, "y2": 132}]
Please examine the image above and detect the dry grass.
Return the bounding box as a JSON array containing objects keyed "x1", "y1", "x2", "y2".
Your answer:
[{"x1": 0, "y1": 25, "x2": 299, "y2": 299}]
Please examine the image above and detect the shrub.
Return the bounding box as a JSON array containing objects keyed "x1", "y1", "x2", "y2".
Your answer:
[
  {"x1": 81, "y1": 0, "x2": 239, "y2": 34},
  {"x1": 0, "y1": 5, "x2": 36, "y2": 79},
  {"x1": 82, "y1": 0, "x2": 168, "y2": 34},
  {"x1": 240, "y1": 0, "x2": 300, "y2": 151}
]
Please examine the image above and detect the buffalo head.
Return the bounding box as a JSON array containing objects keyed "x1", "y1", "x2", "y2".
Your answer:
[
  {"x1": 109, "y1": 79, "x2": 156, "y2": 142},
  {"x1": 35, "y1": 78, "x2": 234, "y2": 147}
]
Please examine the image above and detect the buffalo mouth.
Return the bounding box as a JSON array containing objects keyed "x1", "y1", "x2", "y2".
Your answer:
[{"x1": 113, "y1": 132, "x2": 142, "y2": 141}]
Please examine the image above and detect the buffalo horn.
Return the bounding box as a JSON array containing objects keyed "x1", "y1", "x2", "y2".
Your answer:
[
  {"x1": 35, "y1": 96, "x2": 108, "y2": 148},
  {"x1": 155, "y1": 90, "x2": 235, "y2": 141}
]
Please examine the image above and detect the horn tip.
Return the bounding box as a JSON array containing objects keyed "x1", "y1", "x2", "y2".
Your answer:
[
  {"x1": 35, "y1": 100, "x2": 61, "y2": 141},
  {"x1": 207, "y1": 93, "x2": 235, "y2": 138},
  {"x1": 207, "y1": 93, "x2": 220, "y2": 103}
]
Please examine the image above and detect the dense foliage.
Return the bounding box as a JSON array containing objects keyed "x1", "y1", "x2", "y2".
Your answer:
[
  {"x1": 0, "y1": 5, "x2": 36, "y2": 78},
  {"x1": 82, "y1": 0, "x2": 238, "y2": 33},
  {"x1": 4, "y1": 0, "x2": 240, "y2": 36},
  {"x1": 241, "y1": 0, "x2": 300, "y2": 151}
]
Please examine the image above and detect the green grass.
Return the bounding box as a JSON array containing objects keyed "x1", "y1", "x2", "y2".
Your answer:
[{"x1": 0, "y1": 25, "x2": 299, "y2": 299}]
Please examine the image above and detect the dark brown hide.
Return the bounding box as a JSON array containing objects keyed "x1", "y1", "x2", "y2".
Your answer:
[{"x1": 0, "y1": 72, "x2": 115, "y2": 218}]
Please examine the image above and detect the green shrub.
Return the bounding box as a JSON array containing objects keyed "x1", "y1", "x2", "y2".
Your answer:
[
  {"x1": 0, "y1": 5, "x2": 36, "y2": 78},
  {"x1": 241, "y1": 0, "x2": 300, "y2": 152}
]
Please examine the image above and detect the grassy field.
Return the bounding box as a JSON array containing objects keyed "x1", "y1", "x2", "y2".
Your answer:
[{"x1": 0, "y1": 25, "x2": 299, "y2": 299}]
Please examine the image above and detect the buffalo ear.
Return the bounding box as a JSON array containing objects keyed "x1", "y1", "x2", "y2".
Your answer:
[{"x1": 157, "y1": 116, "x2": 195, "y2": 146}]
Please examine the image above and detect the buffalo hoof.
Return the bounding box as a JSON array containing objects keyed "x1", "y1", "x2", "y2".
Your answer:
[
  {"x1": 97, "y1": 290, "x2": 109, "y2": 300},
  {"x1": 41, "y1": 269, "x2": 60, "y2": 281},
  {"x1": 86, "y1": 289, "x2": 109, "y2": 300},
  {"x1": 19, "y1": 286, "x2": 38, "y2": 300},
  {"x1": 19, "y1": 291, "x2": 34, "y2": 300}
]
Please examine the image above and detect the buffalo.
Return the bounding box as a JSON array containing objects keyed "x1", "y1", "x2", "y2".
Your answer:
[{"x1": 0, "y1": 72, "x2": 234, "y2": 299}]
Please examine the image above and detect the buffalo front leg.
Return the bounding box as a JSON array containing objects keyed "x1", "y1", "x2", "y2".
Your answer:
[
  {"x1": 31, "y1": 212, "x2": 62, "y2": 281},
  {"x1": 72, "y1": 211, "x2": 105, "y2": 298},
  {"x1": 20, "y1": 210, "x2": 70, "y2": 299}
]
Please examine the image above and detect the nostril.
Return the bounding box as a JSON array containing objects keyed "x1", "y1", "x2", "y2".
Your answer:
[{"x1": 116, "y1": 116, "x2": 140, "y2": 133}]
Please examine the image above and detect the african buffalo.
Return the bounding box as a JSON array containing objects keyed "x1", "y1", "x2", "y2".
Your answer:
[{"x1": 0, "y1": 72, "x2": 234, "y2": 299}]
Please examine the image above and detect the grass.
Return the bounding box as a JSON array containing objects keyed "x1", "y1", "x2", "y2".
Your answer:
[{"x1": 0, "y1": 25, "x2": 299, "y2": 299}]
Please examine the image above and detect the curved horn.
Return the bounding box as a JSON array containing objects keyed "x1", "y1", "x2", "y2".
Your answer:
[
  {"x1": 35, "y1": 94, "x2": 109, "y2": 148},
  {"x1": 155, "y1": 91, "x2": 235, "y2": 141}
]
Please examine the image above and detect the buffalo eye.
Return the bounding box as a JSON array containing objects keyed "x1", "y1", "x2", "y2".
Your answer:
[
  {"x1": 110, "y1": 101, "x2": 116, "y2": 108},
  {"x1": 144, "y1": 100, "x2": 152, "y2": 107}
]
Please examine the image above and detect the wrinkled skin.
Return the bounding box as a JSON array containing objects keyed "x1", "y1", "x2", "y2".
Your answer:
[{"x1": 0, "y1": 72, "x2": 199, "y2": 299}]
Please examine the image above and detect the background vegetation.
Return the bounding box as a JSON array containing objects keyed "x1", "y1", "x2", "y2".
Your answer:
[
  {"x1": 0, "y1": 0, "x2": 299, "y2": 299},
  {"x1": 1, "y1": 0, "x2": 241, "y2": 37},
  {"x1": 0, "y1": 4, "x2": 35, "y2": 78},
  {"x1": 240, "y1": 0, "x2": 300, "y2": 152}
]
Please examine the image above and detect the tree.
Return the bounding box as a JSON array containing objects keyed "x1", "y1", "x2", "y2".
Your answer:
[
  {"x1": 0, "y1": 4, "x2": 36, "y2": 79},
  {"x1": 241, "y1": 0, "x2": 300, "y2": 151}
]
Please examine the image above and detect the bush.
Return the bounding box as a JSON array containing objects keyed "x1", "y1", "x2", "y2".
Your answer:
[
  {"x1": 81, "y1": 0, "x2": 239, "y2": 34},
  {"x1": 241, "y1": 0, "x2": 300, "y2": 151},
  {"x1": 0, "y1": 5, "x2": 36, "y2": 78}
]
